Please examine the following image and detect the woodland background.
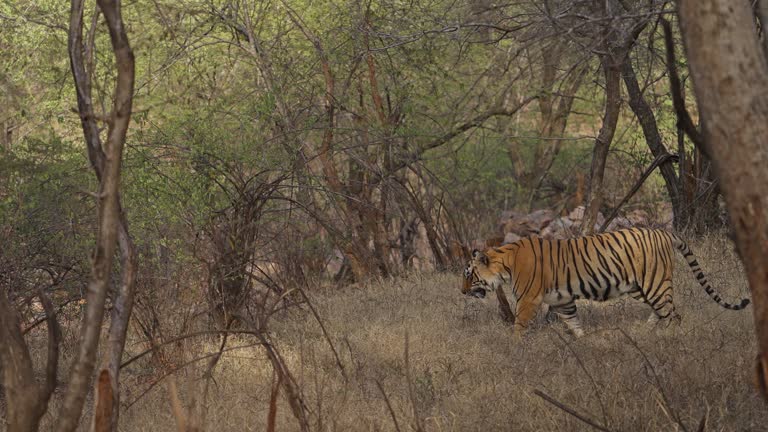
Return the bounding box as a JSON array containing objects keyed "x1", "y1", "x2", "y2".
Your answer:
[{"x1": 1, "y1": 0, "x2": 767, "y2": 431}]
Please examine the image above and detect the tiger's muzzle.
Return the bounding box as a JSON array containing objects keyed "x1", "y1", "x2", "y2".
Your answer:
[{"x1": 462, "y1": 264, "x2": 491, "y2": 299}]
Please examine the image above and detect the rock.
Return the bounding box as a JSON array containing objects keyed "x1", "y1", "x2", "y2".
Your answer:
[
  {"x1": 606, "y1": 216, "x2": 632, "y2": 232},
  {"x1": 567, "y1": 206, "x2": 605, "y2": 227},
  {"x1": 500, "y1": 209, "x2": 556, "y2": 237},
  {"x1": 325, "y1": 249, "x2": 345, "y2": 276},
  {"x1": 540, "y1": 217, "x2": 575, "y2": 239},
  {"x1": 525, "y1": 209, "x2": 555, "y2": 230},
  {"x1": 503, "y1": 232, "x2": 521, "y2": 244},
  {"x1": 596, "y1": 212, "x2": 606, "y2": 228},
  {"x1": 499, "y1": 209, "x2": 523, "y2": 221},
  {"x1": 501, "y1": 219, "x2": 535, "y2": 237},
  {"x1": 569, "y1": 206, "x2": 586, "y2": 221},
  {"x1": 627, "y1": 209, "x2": 650, "y2": 227}
]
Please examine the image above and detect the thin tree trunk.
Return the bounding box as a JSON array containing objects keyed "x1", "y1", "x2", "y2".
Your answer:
[
  {"x1": 621, "y1": 59, "x2": 680, "y2": 225},
  {"x1": 96, "y1": 221, "x2": 137, "y2": 431},
  {"x1": 678, "y1": 0, "x2": 768, "y2": 399},
  {"x1": 61, "y1": 0, "x2": 135, "y2": 430},
  {"x1": 581, "y1": 58, "x2": 622, "y2": 235}
]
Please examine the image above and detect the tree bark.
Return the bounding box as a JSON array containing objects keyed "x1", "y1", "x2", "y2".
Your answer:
[
  {"x1": 0, "y1": 291, "x2": 59, "y2": 432},
  {"x1": 678, "y1": 0, "x2": 768, "y2": 399},
  {"x1": 581, "y1": 57, "x2": 622, "y2": 235},
  {"x1": 62, "y1": 0, "x2": 136, "y2": 430}
]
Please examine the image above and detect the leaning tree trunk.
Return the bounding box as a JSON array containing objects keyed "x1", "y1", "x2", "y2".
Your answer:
[
  {"x1": 581, "y1": 57, "x2": 622, "y2": 235},
  {"x1": 621, "y1": 60, "x2": 681, "y2": 226},
  {"x1": 678, "y1": 0, "x2": 768, "y2": 399}
]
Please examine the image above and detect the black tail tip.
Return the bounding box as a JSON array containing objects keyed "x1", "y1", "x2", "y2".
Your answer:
[{"x1": 739, "y1": 298, "x2": 751, "y2": 309}]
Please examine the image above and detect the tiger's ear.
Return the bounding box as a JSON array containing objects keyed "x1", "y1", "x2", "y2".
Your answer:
[{"x1": 472, "y1": 249, "x2": 489, "y2": 266}]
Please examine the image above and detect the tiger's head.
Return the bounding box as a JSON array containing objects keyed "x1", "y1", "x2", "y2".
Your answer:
[{"x1": 461, "y1": 249, "x2": 505, "y2": 299}]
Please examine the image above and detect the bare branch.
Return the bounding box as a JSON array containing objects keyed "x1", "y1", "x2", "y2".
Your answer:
[{"x1": 375, "y1": 380, "x2": 403, "y2": 432}]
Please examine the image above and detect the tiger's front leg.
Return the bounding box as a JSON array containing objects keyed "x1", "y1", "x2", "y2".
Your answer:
[
  {"x1": 513, "y1": 295, "x2": 543, "y2": 337},
  {"x1": 495, "y1": 286, "x2": 515, "y2": 324}
]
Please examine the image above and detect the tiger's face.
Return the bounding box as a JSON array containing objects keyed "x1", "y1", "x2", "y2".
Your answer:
[{"x1": 461, "y1": 249, "x2": 502, "y2": 298}]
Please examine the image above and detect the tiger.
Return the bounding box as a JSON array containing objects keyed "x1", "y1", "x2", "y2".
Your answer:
[{"x1": 461, "y1": 227, "x2": 750, "y2": 337}]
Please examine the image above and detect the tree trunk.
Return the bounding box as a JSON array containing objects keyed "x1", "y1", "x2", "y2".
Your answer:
[
  {"x1": 60, "y1": 0, "x2": 136, "y2": 430},
  {"x1": 581, "y1": 57, "x2": 622, "y2": 235},
  {"x1": 621, "y1": 59, "x2": 681, "y2": 225},
  {"x1": 0, "y1": 291, "x2": 59, "y2": 432},
  {"x1": 678, "y1": 0, "x2": 768, "y2": 399}
]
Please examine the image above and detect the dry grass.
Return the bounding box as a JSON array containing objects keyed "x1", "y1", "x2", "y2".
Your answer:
[{"x1": 15, "y1": 233, "x2": 768, "y2": 431}]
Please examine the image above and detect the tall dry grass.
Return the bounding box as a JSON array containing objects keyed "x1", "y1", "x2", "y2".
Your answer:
[{"x1": 10, "y1": 233, "x2": 768, "y2": 431}]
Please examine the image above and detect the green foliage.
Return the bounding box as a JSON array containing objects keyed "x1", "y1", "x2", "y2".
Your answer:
[
  {"x1": 1, "y1": 0, "x2": 698, "y2": 280},
  {"x1": 0, "y1": 132, "x2": 94, "y2": 298}
]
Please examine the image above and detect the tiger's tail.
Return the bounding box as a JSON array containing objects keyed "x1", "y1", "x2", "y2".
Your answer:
[{"x1": 670, "y1": 233, "x2": 750, "y2": 310}]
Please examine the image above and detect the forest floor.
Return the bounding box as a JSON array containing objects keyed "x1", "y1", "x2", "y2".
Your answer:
[{"x1": 31, "y1": 233, "x2": 768, "y2": 431}]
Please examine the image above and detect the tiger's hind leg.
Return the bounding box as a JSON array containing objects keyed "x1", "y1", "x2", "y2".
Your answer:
[
  {"x1": 628, "y1": 287, "x2": 658, "y2": 324},
  {"x1": 550, "y1": 301, "x2": 585, "y2": 338},
  {"x1": 640, "y1": 279, "x2": 681, "y2": 328}
]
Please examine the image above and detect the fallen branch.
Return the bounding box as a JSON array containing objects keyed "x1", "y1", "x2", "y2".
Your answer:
[
  {"x1": 548, "y1": 329, "x2": 609, "y2": 427},
  {"x1": 533, "y1": 389, "x2": 613, "y2": 432},
  {"x1": 375, "y1": 381, "x2": 402, "y2": 432}
]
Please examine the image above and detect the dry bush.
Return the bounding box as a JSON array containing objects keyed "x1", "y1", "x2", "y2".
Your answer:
[{"x1": 10, "y1": 233, "x2": 766, "y2": 431}]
